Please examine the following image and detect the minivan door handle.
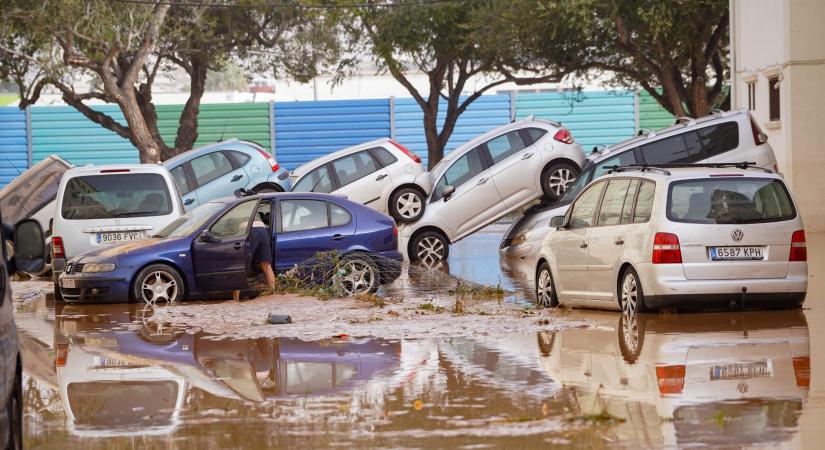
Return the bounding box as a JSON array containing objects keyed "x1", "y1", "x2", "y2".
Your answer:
[
  {"x1": 579, "y1": 241, "x2": 588, "y2": 249},
  {"x1": 375, "y1": 174, "x2": 388, "y2": 181},
  {"x1": 615, "y1": 238, "x2": 624, "y2": 245},
  {"x1": 332, "y1": 234, "x2": 345, "y2": 241},
  {"x1": 521, "y1": 152, "x2": 534, "y2": 160},
  {"x1": 231, "y1": 174, "x2": 243, "y2": 182},
  {"x1": 477, "y1": 177, "x2": 489, "y2": 185},
  {"x1": 184, "y1": 198, "x2": 195, "y2": 206}
]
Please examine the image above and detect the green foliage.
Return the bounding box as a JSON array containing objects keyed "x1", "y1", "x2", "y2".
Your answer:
[{"x1": 206, "y1": 64, "x2": 250, "y2": 92}]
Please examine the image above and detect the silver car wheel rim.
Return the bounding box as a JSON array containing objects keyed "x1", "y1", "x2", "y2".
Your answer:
[
  {"x1": 621, "y1": 312, "x2": 640, "y2": 355},
  {"x1": 141, "y1": 271, "x2": 178, "y2": 304},
  {"x1": 336, "y1": 260, "x2": 375, "y2": 296},
  {"x1": 546, "y1": 168, "x2": 576, "y2": 196},
  {"x1": 397, "y1": 192, "x2": 423, "y2": 218},
  {"x1": 537, "y1": 268, "x2": 553, "y2": 307},
  {"x1": 621, "y1": 273, "x2": 638, "y2": 315},
  {"x1": 417, "y1": 236, "x2": 445, "y2": 265}
]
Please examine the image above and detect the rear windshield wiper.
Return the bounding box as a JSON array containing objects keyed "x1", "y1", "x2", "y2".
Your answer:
[{"x1": 112, "y1": 210, "x2": 162, "y2": 217}]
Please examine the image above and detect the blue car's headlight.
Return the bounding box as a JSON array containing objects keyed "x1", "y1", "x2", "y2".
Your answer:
[{"x1": 83, "y1": 263, "x2": 116, "y2": 273}]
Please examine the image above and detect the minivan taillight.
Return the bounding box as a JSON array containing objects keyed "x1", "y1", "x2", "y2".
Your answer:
[
  {"x1": 553, "y1": 128, "x2": 574, "y2": 144},
  {"x1": 389, "y1": 140, "x2": 422, "y2": 164},
  {"x1": 750, "y1": 115, "x2": 768, "y2": 145},
  {"x1": 52, "y1": 236, "x2": 65, "y2": 261},
  {"x1": 255, "y1": 147, "x2": 280, "y2": 172},
  {"x1": 656, "y1": 365, "x2": 686, "y2": 395},
  {"x1": 652, "y1": 233, "x2": 682, "y2": 264},
  {"x1": 790, "y1": 230, "x2": 807, "y2": 262},
  {"x1": 793, "y1": 356, "x2": 810, "y2": 388}
]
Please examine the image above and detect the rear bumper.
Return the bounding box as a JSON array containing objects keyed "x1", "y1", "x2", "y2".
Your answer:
[
  {"x1": 58, "y1": 275, "x2": 130, "y2": 303},
  {"x1": 646, "y1": 292, "x2": 806, "y2": 309}
]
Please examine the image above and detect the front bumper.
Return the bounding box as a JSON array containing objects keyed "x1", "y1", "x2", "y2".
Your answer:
[
  {"x1": 500, "y1": 242, "x2": 533, "y2": 259},
  {"x1": 58, "y1": 274, "x2": 130, "y2": 304}
]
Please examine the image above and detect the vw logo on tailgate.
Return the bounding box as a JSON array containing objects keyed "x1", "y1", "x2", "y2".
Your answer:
[{"x1": 731, "y1": 229, "x2": 744, "y2": 242}]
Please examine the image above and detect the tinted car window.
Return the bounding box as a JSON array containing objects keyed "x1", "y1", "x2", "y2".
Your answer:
[
  {"x1": 210, "y1": 200, "x2": 257, "y2": 239},
  {"x1": 293, "y1": 165, "x2": 334, "y2": 194},
  {"x1": 620, "y1": 179, "x2": 640, "y2": 224},
  {"x1": 559, "y1": 167, "x2": 594, "y2": 206},
  {"x1": 522, "y1": 127, "x2": 548, "y2": 145},
  {"x1": 372, "y1": 147, "x2": 398, "y2": 166},
  {"x1": 228, "y1": 150, "x2": 252, "y2": 167},
  {"x1": 332, "y1": 151, "x2": 380, "y2": 187},
  {"x1": 61, "y1": 173, "x2": 173, "y2": 220},
  {"x1": 569, "y1": 181, "x2": 605, "y2": 229},
  {"x1": 597, "y1": 179, "x2": 632, "y2": 226},
  {"x1": 667, "y1": 178, "x2": 795, "y2": 224},
  {"x1": 633, "y1": 180, "x2": 655, "y2": 223},
  {"x1": 170, "y1": 166, "x2": 192, "y2": 195},
  {"x1": 281, "y1": 199, "x2": 328, "y2": 232},
  {"x1": 689, "y1": 122, "x2": 740, "y2": 159},
  {"x1": 640, "y1": 134, "x2": 702, "y2": 164},
  {"x1": 485, "y1": 130, "x2": 529, "y2": 164},
  {"x1": 330, "y1": 203, "x2": 351, "y2": 227},
  {"x1": 593, "y1": 151, "x2": 638, "y2": 178},
  {"x1": 433, "y1": 147, "x2": 487, "y2": 201},
  {"x1": 191, "y1": 152, "x2": 235, "y2": 186}
]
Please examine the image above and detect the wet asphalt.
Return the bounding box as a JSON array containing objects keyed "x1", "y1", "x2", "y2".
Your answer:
[{"x1": 13, "y1": 225, "x2": 825, "y2": 449}]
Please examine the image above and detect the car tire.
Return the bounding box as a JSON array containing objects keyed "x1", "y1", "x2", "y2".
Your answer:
[
  {"x1": 535, "y1": 261, "x2": 559, "y2": 307},
  {"x1": 53, "y1": 280, "x2": 64, "y2": 302},
  {"x1": 410, "y1": 231, "x2": 449, "y2": 264},
  {"x1": 389, "y1": 187, "x2": 426, "y2": 223},
  {"x1": 541, "y1": 162, "x2": 579, "y2": 202},
  {"x1": 253, "y1": 184, "x2": 283, "y2": 194},
  {"x1": 334, "y1": 254, "x2": 379, "y2": 295},
  {"x1": 618, "y1": 311, "x2": 645, "y2": 364},
  {"x1": 132, "y1": 264, "x2": 184, "y2": 304},
  {"x1": 6, "y1": 361, "x2": 21, "y2": 450},
  {"x1": 619, "y1": 266, "x2": 650, "y2": 315}
]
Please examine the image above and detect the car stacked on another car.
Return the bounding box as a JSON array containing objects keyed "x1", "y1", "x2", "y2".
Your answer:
[
  {"x1": 502, "y1": 109, "x2": 779, "y2": 265},
  {"x1": 400, "y1": 116, "x2": 586, "y2": 264},
  {"x1": 535, "y1": 163, "x2": 807, "y2": 314},
  {"x1": 291, "y1": 138, "x2": 431, "y2": 223},
  {"x1": 163, "y1": 139, "x2": 291, "y2": 210},
  {"x1": 58, "y1": 191, "x2": 403, "y2": 303}
]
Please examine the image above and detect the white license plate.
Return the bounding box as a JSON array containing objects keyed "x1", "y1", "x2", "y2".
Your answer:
[
  {"x1": 61, "y1": 278, "x2": 76, "y2": 288},
  {"x1": 710, "y1": 246, "x2": 764, "y2": 260},
  {"x1": 711, "y1": 360, "x2": 772, "y2": 380},
  {"x1": 96, "y1": 231, "x2": 143, "y2": 244}
]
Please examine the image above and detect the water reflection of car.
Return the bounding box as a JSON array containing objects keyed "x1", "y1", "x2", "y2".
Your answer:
[
  {"x1": 538, "y1": 309, "x2": 810, "y2": 448},
  {"x1": 59, "y1": 191, "x2": 403, "y2": 303}
]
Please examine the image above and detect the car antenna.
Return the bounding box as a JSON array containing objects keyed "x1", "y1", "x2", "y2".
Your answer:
[
  {"x1": 4, "y1": 157, "x2": 22, "y2": 175},
  {"x1": 218, "y1": 117, "x2": 229, "y2": 142}
]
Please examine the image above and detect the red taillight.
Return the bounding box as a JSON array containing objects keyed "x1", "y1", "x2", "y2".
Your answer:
[
  {"x1": 393, "y1": 225, "x2": 398, "y2": 237},
  {"x1": 750, "y1": 115, "x2": 768, "y2": 145},
  {"x1": 652, "y1": 233, "x2": 682, "y2": 264},
  {"x1": 388, "y1": 140, "x2": 422, "y2": 164},
  {"x1": 553, "y1": 128, "x2": 574, "y2": 144},
  {"x1": 790, "y1": 230, "x2": 807, "y2": 262},
  {"x1": 793, "y1": 356, "x2": 810, "y2": 388},
  {"x1": 52, "y1": 236, "x2": 65, "y2": 260},
  {"x1": 55, "y1": 343, "x2": 68, "y2": 367},
  {"x1": 255, "y1": 147, "x2": 280, "y2": 172},
  {"x1": 656, "y1": 365, "x2": 686, "y2": 395}
]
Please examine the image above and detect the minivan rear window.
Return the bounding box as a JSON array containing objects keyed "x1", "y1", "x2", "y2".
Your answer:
[
  {"x1": 61, "y1": 173, "x2": 173, "y2": 220},
  {"x1": 667, "y1": 178, "x2": 796, "y2": 224}
]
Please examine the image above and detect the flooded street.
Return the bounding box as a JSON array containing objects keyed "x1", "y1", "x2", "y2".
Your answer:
[{"x1": 13, "y1": 227, "x2": 825, "y2": 449}]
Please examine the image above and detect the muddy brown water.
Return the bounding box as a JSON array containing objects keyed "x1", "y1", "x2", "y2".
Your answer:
[{"x1": 14, "y1": 227, "x2": 825, "y2": 449}]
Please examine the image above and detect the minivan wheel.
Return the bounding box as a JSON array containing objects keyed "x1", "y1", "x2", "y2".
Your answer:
[
  {"x1": 620, "y1": 267, "x2": 650, "y2": 315},
  {"x1": 390, "y1": 187, "x2": 425, "y2": 223},
  {"x1": 541, "y1": 162, "x2": 579, "y2": 202},
  {"x1": 536, "y1": 261, "x2": 559, "y2": 307},
  {"x1": 334, "y1": 254, "x2": 379, "y2": 295},
  {"x1": 133, "y1": 264, "x2": 184, "y2": 304},
  {"x1": 410, "y1": 231, "x2": 449, "y2": 264}
]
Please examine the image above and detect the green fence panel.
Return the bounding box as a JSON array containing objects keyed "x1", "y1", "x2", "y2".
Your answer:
[
  {"x1": 637, "y1": 90, "x2": 675, "y2": 131},
  {"x1": 157, "y1": 102, "x2": 272, "y2": 152}
]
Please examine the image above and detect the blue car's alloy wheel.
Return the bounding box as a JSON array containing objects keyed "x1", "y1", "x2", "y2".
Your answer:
[
  {"x1": 133, "y1": 264, "x2": 184, "y2": 304},
  {"x1": 334, "y1": 256, "x2": 378, "y2": 295}
]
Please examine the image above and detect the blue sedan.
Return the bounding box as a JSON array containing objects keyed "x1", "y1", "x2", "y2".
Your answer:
[
  {"x1": 58, "y1": 192, "x2": 403, "y2": 303},
  {"x1": 163, "y1": 139, "x2": 292, "y2": 210}
]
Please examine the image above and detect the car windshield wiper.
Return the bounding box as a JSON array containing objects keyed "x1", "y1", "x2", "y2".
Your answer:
[{"x1": 112, "y1": 210, "x2": 161, "y2": 217}]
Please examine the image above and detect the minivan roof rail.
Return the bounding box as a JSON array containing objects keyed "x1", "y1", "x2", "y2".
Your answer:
[
  {"x1": 605, "y1": 162, "x2": 773, "y2": 176},
  {"x1": 605, "y1": 165, "x2": 671, "y2": 176}
]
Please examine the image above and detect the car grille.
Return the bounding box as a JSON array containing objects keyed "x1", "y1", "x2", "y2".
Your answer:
[{"x1": 65, "y1": 263, "x2": 85, "y2": 274}]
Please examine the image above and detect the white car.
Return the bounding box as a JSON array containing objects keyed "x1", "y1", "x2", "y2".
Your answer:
[
  {"x1": 51, "y1": 164, "x2": 184, "y2": 297},
  {"x1": 535, "y1": 164, "x2": 807, "y2": 313},
  {"x1": 501, "y1": 109, "x2": 779, "y2": 263},
  {"x1": 400, "y1": 116, "x2": 586, "y2": 263},
  {"x1": 291, "y1": 138, "x2": 431, "y2": 223}
]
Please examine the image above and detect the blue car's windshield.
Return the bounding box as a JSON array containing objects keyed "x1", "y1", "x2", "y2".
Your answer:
[{"x1": 156, "y1": 203, "x2": 224, "y2": 238}]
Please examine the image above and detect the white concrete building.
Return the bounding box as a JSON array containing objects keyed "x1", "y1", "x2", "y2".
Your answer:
[{"x1": 731, "y1": 0, "x2": 825, "y2": 230}]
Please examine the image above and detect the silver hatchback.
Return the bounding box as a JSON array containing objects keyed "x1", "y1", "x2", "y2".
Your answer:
[{"x1": 535, "y1": 164, "x2": 807, "y2": 313}]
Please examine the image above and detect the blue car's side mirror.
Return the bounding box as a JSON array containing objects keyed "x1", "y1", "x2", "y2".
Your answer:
[{"x1": 199, "y1": 230, "x2": 218, "y2": 243}]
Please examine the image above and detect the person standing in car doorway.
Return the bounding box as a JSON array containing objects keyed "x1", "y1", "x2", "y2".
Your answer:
[{"x1": 233, "y1": 219, "x2": 276, "y2": 301}]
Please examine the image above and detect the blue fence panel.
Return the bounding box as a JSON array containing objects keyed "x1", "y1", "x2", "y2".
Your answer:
[
  {"x1": 0, "y1": 108, "x2": 29, "y2": 187},
  {"x1": 273, "y1": 99, "x2": 391, "y2": 170},
  {"x1": 515, "y1": 90, "x2": 636, "y2": 150},
  {"x1": 394, "y1": 94, "x2": 511, "y2": 168},
  {"x1": 30, "y1": 105, "x2": 138, "y2": 166}
]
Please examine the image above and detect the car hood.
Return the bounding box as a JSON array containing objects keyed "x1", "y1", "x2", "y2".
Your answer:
[{"x1": 75, "y1": 236, "x2": 190, "y2": 261}]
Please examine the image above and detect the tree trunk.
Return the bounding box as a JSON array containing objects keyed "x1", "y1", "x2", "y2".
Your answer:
[
  {"x1": 422, "y1": 109, "x2": 443, "y2": 170},
  {"x1": 172, "y1": 56, "x2": 208, "y2": 160},
  {"x1": 118, "y1": 90, "x2": 164, "y2": 163}
]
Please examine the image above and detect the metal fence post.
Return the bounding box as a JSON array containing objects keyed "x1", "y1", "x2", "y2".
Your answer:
[
  {"x1": 24, "y1": 106, "x2": 32, "y2": 168},
  {"x1": 509, "y1": 91, "x2": 516, "y2": 122},
  {"x1": 268, "y1": 100, "x2": 276, "y2": 157},
  {"x1": 389, "y1": 96, "x2": 396, "y2": 140},
  {"x1": 633, "y1": 90, "x2": 640, "y2": 135}
]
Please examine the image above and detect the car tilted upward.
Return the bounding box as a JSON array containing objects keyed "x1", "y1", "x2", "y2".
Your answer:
[
  {"x1": 401, "y1": 116, "x2": 586, "y2": 264},
  {"x1": 58, "y1": 192, "x2": 403, "y2": 303},
  {"x1": 291, "y1": 138, "x2": 430, "y2": 223},
  {"x1": 535, "y1": 163, "x2": 807, "y2": 313},
  {"x1": 163, "y1": 139, "x2": 291, "y2": 210}
]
